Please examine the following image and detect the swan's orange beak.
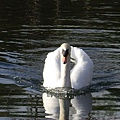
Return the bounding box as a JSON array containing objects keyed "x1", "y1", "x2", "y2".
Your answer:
[{"x1": 62, "y1": 56, "x2": 67, "y2": 64}]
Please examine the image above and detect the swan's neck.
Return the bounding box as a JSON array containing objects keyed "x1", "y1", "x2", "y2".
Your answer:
[{"x1": 60, "y1": 55, "x2": 71, "y2": 88}]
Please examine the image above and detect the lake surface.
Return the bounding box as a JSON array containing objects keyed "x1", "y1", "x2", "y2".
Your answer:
[{"x1": 0, "y1": 0, "x2": 120, "y2": 119}]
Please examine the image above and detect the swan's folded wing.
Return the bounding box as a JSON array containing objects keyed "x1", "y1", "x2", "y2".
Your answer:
[
  {"x1": 43, "y1": 48, "x2": 61, "y2": 88},
  {"x1": 70, "y1": 46, "x2": 94, "y2": 89}
]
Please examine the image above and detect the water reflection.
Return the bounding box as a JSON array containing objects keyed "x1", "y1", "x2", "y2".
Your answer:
[{"x1": 43, "y1": 92, "x2": 92, "y2": 120}]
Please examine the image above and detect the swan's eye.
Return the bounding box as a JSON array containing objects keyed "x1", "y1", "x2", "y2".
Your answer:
[{"x1": 62, "y1": 49, "x2": 69, "y2": 57}]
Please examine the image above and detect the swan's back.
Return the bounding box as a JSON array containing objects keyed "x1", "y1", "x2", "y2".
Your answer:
[{"x1": 70, "y1": 46, "x2": 94, "y2": 89}]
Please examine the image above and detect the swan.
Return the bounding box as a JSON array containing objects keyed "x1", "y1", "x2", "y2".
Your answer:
[{"x1": 43, "y1": 43, "x2": 93, "y2": 89}]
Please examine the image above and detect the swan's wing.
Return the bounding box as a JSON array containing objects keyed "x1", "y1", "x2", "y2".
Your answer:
[
  {"x1": 43, "y1": 47, "x2": 61, "y2": 88},
  {"x1": 70, "y1": 46, "x2": 94, "y2": 89}
]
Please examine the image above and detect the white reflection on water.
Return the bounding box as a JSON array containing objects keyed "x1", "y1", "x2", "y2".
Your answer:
[{"x1": 43, "y1": 93, "x2": 92, "y2": 120}]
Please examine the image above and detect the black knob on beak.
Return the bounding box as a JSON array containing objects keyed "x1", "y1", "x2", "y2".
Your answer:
[{"x1": 62, "y1": 49, "x2": 69, "y2": 57}]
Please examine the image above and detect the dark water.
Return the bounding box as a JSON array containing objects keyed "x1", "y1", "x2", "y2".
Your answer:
[{"x1": 0, "y1": 0, "x2": 120, "y2": 119}]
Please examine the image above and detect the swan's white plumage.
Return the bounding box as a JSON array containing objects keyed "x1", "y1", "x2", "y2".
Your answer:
[{"x1": 43, "y1": 44, "x2": 93, "y2": 89}]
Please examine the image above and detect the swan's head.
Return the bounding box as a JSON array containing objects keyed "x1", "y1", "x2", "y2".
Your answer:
[{"x1": 60, "y1": 43, "x2": 71, "y2": 64}]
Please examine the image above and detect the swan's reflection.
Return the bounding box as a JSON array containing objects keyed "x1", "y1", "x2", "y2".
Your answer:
[{"x1": 43, "y1": 93, "x2": 92, "y2": 120}]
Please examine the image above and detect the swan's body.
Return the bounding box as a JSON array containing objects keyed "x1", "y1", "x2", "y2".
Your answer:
[{"x1": 43, "y1": 43, "x2": 93, "y2": 89}]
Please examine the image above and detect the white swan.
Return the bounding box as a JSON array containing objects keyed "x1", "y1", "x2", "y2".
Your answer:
[{"x1": 43, "y1": 43, "x2": 94, "y2": 89}]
